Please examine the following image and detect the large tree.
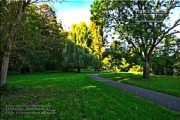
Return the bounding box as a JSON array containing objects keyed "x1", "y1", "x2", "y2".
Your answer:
[
  {"x1": 62, "y1": 40, "x2": 93, "y2": 73},
  {"x1": 90, "y1": 0, "x2": 107, "y2": 47},
  {"x1": 8, "y1": 3, "x2": 66, "y2": 73},
  {"x1": 89, "y1": 20, "x2": 104, "y2": 60},
  {"x1": 89, "y1": 0, "x2": 105, "y2": 60},
  {"x1": 37, "y1": 3, "x2": 67, "y2": 70},
  {"x1": 98, "y1": 0, "x2": 180, "y2": 78},
  {"x1": 0, "y1": 0, "x2": 32, "y2": 86},
  {"x1": 0, "y1": 0, "x2": 64, "y2": 86},
  {"x1": 9, "y1": 3, "x2": 43, "y2": 73}
]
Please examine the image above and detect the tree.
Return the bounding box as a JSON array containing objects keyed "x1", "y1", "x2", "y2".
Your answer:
[
  {"x1": 73, "y1": 46, "x2": 85, "y2": 73},
  {"x1": 173, "y1": 38, "x2": 180, "y2": 76},
  {"x1": 92, "y1": 55, "x2": 101, "y2": 71},
  {"x1": 102, "y1": 40, "x2": 138, "y2": 72},
  {"x1": 7, "y1": 3, "x2": 66, "y2": 73},
  {"x1": 98, "y1": 0, "x2": 180, "y2": 78},
  {"x1": 89, "y1": 0, "x2": 105, "y2": 65},
  {"x1": 89, "y1": 20, "x2": 104, "y2": 60},
  {"x1": 0, "y1": 0, "x2": 32, "y2": 86},
  {"x1": 90, "y1": 0, "x2": 108, "y2": 47},
  {"x1": 62, "y1": 40, "x2": 74, "y2": 72},
  {"x1": 68, "y1": 22, "x2": 88, "y2": 47},
  {"x1": 37, "y1": 3, "x2": 67, "y2": 70},
  {"x1": 8, "y1": 3, "x2": 43, "y2": 73},
  {"x1": 0, "y1": 0, "x2": 65, "y2": 86},
  {"x1": 173, "y1": 53, "x2": 180, "y2": 76},
  {"x1": 150, "y1": 35, "x2": 179, "y2": 75},
  {"x1": 66, "y1": 22, "x2": 99, "y2": 72},
  {"x1": 62, "y1": 40, "x2": 93, "y2": 73}
]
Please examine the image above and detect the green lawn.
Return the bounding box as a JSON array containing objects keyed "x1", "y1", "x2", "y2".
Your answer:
[
  {"x1": 1, "y1": 73, "x2": 179, "y2": 120},
  {"x1": 99, "y1": 72, "x2": 180, "y2": 97}
]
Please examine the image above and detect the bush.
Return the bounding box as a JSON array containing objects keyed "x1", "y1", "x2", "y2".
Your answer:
[
  {"x1": 7, "y1": 71, "x2": 21, "y2": 76},
  {"x1": 128, "y1": 65, "x2": 142, "y2": 72}
]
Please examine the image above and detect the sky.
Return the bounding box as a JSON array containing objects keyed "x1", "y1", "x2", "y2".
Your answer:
[{"x1": 53, "y1": 0, "x2": 95, "y2": 30}]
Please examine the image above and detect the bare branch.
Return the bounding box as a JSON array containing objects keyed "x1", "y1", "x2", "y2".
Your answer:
[
  {"x1": 155, "y1": 19, "x2": 180, "y2": 46},
  {"x1": 165, "y1": 31, "x2": 180, "y2": 37}
]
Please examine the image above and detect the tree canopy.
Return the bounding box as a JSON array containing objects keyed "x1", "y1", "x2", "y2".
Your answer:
[{"x1": 92, "y1": 0, "x2": 180, "y2": 78}]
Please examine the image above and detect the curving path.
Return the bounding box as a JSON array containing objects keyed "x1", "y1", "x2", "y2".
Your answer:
[{"x1": 89, "y1": 74, "x2": 180, "y2": 112}]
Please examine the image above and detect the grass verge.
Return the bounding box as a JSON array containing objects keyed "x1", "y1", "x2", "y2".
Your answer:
[
  {"x1": 99, "y1": 72, "x2": 180, "y2": 97},
  {"x1": 0, "y1": 73, "x2": 179, "y2": 119}
]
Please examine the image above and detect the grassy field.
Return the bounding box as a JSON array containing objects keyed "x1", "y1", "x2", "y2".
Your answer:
[
  {"x1": 99, "y1": 72, "x2": 180, "y2": 97},
  {"x1": 0, "y1": 73, "x2": 179, "y2": 120}
]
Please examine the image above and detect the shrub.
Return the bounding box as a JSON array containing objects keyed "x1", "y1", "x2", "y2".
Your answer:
[{"x1": 128, "y1": 65, "x2": 142, "y2": 72}]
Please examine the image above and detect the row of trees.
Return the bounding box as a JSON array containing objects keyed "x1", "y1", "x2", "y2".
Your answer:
[
  {"x1": 0, "y1": 0, "x2": 103, "y2": 86},
  {"x1": 1, "y1": 0, "x2": 179, "y2": 86}
]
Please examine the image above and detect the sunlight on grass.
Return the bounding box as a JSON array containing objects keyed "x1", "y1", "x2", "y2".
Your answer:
[
  {"x1": 1, "y1": 73, "x2": 179, "y2": 119},
  {"x1": 117, "y1": 78, "x2": 130, "y2": 82},
  {"x1": 43, "y1": 77, "x2": 66, "y2": 80},
  {"x1": 81, "y1": 85, "x2": 97, "y2": 90},
  {"x1": 128, "y1": 72, "x2": 142, "y2": 74},
  {"x1": 114, "y1": 77, "x2": 121, "y2": 79}
]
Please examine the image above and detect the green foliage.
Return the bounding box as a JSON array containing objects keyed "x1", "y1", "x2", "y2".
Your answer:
[
  {"x1": 92, "y1": 55, "x2": 101, "y2": 71},
  {"x1": 7, "y1": 3, "x2": 67, "y2": 73},
  {"x1": 102, "y1": 41, "x2": 135, "y2": 72},
  {"x1": 120, "y1": 58, "x2": 130, "y2": 72},
  {"x1": 90, "y1": 0, "x2": 107, "y2": 47},
  {"x1": 151, "y1": 55, "x2": 175, "y2": 75},
  {"x1": 66, "y1": 21, "x2": 102, "y2": 72},
  {"x1": 73, "y1": 47, "x2": 85, "y2": 68},
  {"x1": 173, "y1": 54, "x2": 180, "y2": 76},
  {"x1": 97, "y1": 0, "x2": 180, "y2": 78},
  {"x1": 150, "y1": 36, "x2": 179, "y2": 76},
  {"x1": 62, "y1": 40, "x2": 95, "y2": 72},
  {"x1": 61, "y1": 40, "x2": 73, "y2": 71},
  {"x1": 102, "y1": 41, "x2": 123, "y2": 71},
  {"x1": 68, "y1": 22, "x2": 88, "y2": 47},
  {"x1": 102, "y1": 57, "x2": 111, "y2": 70},
  {"x1": 89, "y1": 20, "x2": 104, "y2": 59}
]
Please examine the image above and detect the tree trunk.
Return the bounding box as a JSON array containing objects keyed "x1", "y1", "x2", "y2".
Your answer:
[
  {"x1": 142, "y1": 57, "x2": 150, "y2": 78},
  {"x1": 0, "y1": 47, "x2": 11, "y2": 86},
  {"x1": 77, "y1": 66, "x2": 81, "y2": 73},
  {"x1": 64, "y1": 66, "x2": 68, "y2": 72},
  {"x1": 0, "y1": 1, "x2": 26, "y2": 86},
  {"x1": 94, "y1": 67, "x2": 97, "y2": 72}
]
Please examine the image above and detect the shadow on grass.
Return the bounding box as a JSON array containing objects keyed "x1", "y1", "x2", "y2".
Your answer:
[
  {"x1": 0, "y1": 84, "x2": 22, "y2": 96},
  {"x1": 1, "y1": 73, "x2": 179, "y2": 119}
]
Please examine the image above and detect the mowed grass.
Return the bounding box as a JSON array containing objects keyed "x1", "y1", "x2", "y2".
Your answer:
[
  {"x1": 0, "y1": 73, "x2": 179, "y2": 120},
  {"x1": 99, "y1": 72, "x2": 180, "y2": 97}
]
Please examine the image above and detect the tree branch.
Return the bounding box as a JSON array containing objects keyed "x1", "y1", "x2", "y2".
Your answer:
[
  {"x1": 165, "y1": 31, "x2": 180, "y2": 37},
  {"x1": 156, "y1": 19, "x2": 180, "y2": 46}
]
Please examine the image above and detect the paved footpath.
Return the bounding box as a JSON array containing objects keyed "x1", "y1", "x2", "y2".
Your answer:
[{"x1": 89, "y1": 74, "x2": 180, "y2": 112}]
